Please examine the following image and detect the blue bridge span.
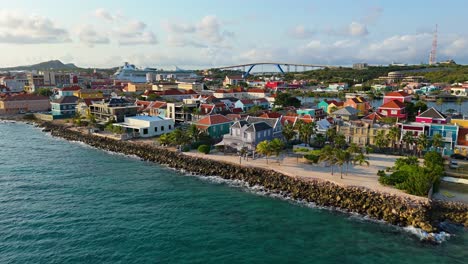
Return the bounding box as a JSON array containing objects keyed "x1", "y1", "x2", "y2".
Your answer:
[{"x1": 209, "y1": 62, "x2": 336, "y2": 77}]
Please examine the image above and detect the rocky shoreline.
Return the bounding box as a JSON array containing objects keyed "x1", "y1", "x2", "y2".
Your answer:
[{"x1": 6, "y1": 118, "x2": 466, "y2": 240}]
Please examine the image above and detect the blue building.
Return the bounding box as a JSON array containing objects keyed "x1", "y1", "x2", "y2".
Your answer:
[
  {"x1": 429, "y1": 124, "x2": 459, "y2": 156},
  {"x1": 51, "y1": 96, "x2": 79, "y2": 117}
]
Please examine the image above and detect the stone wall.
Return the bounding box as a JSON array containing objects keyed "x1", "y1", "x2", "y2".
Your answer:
[{"x1": 41, "y1": 122, "x2": 468, "y2": 233}]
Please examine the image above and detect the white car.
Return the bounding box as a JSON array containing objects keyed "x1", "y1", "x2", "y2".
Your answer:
[{"x1": 449, "y1": 160, "x2": 459, "y2": 169}]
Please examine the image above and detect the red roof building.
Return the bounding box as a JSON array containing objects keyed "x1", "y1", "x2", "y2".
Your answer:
[
  {"x1": 377, "y1": 99, "x2": 407, "y2": 120},
  {"x1": 383, "y1": 91, "x2": 412, "y2": 104}
]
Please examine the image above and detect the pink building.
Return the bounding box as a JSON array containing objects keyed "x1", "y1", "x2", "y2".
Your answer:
[
  {"x1": 415, "y1": 107, "x2": 448, "y2": 124},
  {"x1": 0, "y1": 94, "x2": 50, "y2": 114}
]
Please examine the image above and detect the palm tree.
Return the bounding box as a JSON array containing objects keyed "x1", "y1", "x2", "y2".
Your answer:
[
  {"x1": 238, "y1": 147, "x2": 248, "y2": 165},
  {"x1": 431, "y1": 133, "x2": 443, "y2": 154},
  {"x1": 282, "y1": 122, "x2": 296, "y2": 143},
  {"x1": 256, "y1": 140, "x2": 272, "y2": 164},
  {"x1": 188, "y1": 124, "x2": 200, "y2": 142},
  {"x1": 334, "y1": 133, "x2": 347, "y2": 149},
  {"x1": 335, "y1": 149, "x2": 346, "y2": 179},
  {"x1": 343, "y1": 150, "x2": 352, "y2": 176},
  {"x1": 416, "y1": 134, "x2": 429, "y2": 157},
  {"x1": 319, "y1": 145, "x2": 336, "y2": 175},
  {"x1": 158, "y1": 133, "x2": 172, "y2": 146},
  {"x1": 353, "y1": 152, "x2": 370, "y2": 167},
  {"x1": 456, "y1": 97, "x2": 464, "y2": 113},
  {"x1": 388, "y1": 126, "x2": 401, "y2": 153},
  {"x1": 270, "y1": 138, "x2": 285, "y2": 163},
  {"x1": 326, "y1": 128, "x2": 337, "y2": 145},
  {"x1": 296, "y1": 120, "x2": 315, "y2": 145},
  {"x1": 402, "y1": 131, "x2": 415, "y2": 154},
  {"x1": 314, "y1": 134, "x2": 326, "y2": 147},
  {"x1": 374, "y1": 130, "x2": 389, "y2": 152}
]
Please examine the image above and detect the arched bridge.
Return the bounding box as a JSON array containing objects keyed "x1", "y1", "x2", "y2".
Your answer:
[{"x1": 209, "y1": 62, "x2": 337, "y2": 77}]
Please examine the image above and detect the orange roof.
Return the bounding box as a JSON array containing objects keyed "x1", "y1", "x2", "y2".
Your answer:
[
  {"x1": 260, "y1": 112, "x2": 282, "y2": 118},
  {"x1": 362, "y1": 112, "x2": 384, "y2": 121},
  {"x1": 197, "y1": 114, "x2": 232, "y2": 126},
  {"x1": 61, "y1": 86, "x2": 82, "y2": 91},
  {"x1": 281, "y1": 115, "x2": 298, "y2": 125},
  {"x1": 1, "y1": 94, "x2": 49, "y2": 101},
  {"x1": 385, "y1": 91, "x2": 410, "y2": 97},
  {"x1": 151, "y1": 101, "x2": 167, "y2": 109},
  {"x1": 248, "y1": 88, "x2": 266, "y2": 93},
  {"x1": 379, "y1": 99, "x2": 406, "y2": 109}
]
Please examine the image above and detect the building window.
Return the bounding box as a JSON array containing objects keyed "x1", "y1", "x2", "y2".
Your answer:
[
  {"x1": 143, "y1": 128, "x2": 148, "y2": 135},
  {"x1": 391, "y1": 110, "x2": 397, "y2": 115},
  {"x1": 155, "y1": 127, "x2": 158, "y2": 132},
  {"x1": 169, "y1": 125, "x2": 172, "y2": 130},
  {"x1": 161, "y1": 126, "x2": 164, "y2": 131}
]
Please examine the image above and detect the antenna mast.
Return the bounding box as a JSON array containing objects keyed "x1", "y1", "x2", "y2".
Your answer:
[{"x1": 429, "y1": 24, "x2": 438, "y2": 65}]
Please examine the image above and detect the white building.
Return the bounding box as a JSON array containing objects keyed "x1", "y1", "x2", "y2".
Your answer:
[{"x1": 114, "y1": 115, "x2": 175, "y2": 138}]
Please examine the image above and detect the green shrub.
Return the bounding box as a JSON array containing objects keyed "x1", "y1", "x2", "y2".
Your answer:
[
  {"x1": 304, "y1": 154, "x2": 320, "y2": 164},
  {"x1": 181, "y1": 145, "x2": 190, "y2": 152},
  {"x1": 198, "y1": 144, "x2": 211, "y2": 154},
  {"x1": 377, "y1": 170, "x2": 386, "y2": 177}
]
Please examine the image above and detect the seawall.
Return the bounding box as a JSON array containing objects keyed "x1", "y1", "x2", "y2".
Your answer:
[{"x1": 40, "y1": 122, "x2": 468, "y2": 234}]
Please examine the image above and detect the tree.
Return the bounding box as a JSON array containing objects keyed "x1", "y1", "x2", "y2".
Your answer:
[
  {"x1": 147, "y1": 94, "x2": 160, "y2": 101},
  {"x1": 353, "y1": 152, "x2": 370, "y2": 167},
  {"x1": 402, "y1": 131, "x2": 415, "y2": 153},
  {"x1": 335, "y1": 149, "x2": 347, "y2": 179},
  {"x1": 416, "y1": 134, "x2": 429, "y2": 157},
  {"x1": 269, "y1": 138, "x2": 285, "y2": 162},
  {"x1": 374, "y1": 130, "x2": 389, "y2": 152},
  {"x1": 334, "y1": 133, "x2": 346, "y2": 149},
  {"x1": 198, "y1": 144, "x2": 211, "y2": 154},
  {"x1": 256, "y1": 140, "x2": 272, "y2": 164},
  {"x1": 247, "y1": 105, "x2": 263, "y2": 114},
  {"x1": 431, "y1": 133, "x2": 443, "y2": 153},
  {"x1": 282, "y1": 122, "x2": 296, "y2": 143},
  {"x1": 414, "y1": 100, "x2": 428, "y2": 115},
  {"x1": 274, "y1": 92, "x2": 301, "y2": 108},
  {"x1": 319, "y1": 145, "x2": 336, "y2": 175},
  {"x1": 296, "y1": 120, "x2": 315, "y2": 145},
  {"x1": 35, "y1": 88, "x2": 53, "y2": 97},
  {"x1": 188, "y1": 124, "x2": 200, "y2": 142},
  {"x1": 313, "y1": 134, "x2": 326, "y2": 147},
  {"x1": 238, "y1": 147, "x2": 248, "y2": 165},
  {"x1": 173, "y1": 128, "x2": 190, "y2": 147},
  {"x1": 326, "y1": 128, "x2": 337, "y2": 144},
  {"x1": 436, "y1": 98, "x2": 444, "y2": 112},
  {"x1": 388, "y1": 126, "x2": 401, "y2": 153},
  {"x1": 158, "y1": 133, "x2": 172, "y2": 146}
]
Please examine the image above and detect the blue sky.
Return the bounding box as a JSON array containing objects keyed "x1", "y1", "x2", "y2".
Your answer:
[{"x1": 0, "y1": 0, "x2": 467, "y2": 68}]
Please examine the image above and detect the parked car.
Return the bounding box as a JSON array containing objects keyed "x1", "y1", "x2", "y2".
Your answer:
[{"x1": 449, "y1": 160, "x2": 459, "y2": 169}]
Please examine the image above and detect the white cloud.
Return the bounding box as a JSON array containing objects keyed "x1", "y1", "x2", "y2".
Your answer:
[
  {"x1": 162, "y1": 21, "x2": 195, "y2": 33},
  {"x1": 287, "y1": 25, "x2": 315, "y2": 39},
  {"x1": 115, "y1": 20, "x2": 157, "y2": 45},
  {"x1": 94, "y1": 8, "x2": 114, "y2": 21},
  {"x1": 348, "y1": 22, "x2": 368, "y2": 37},
  {"x1": 77, "y1": 25, "x2": 110, "y2": 46},
  {"x1": 0, "y1": 10, "x2": 70, "y2": 44},
  {"x1": 363, "y1": 6, "x2": 383, "y2": 24}
]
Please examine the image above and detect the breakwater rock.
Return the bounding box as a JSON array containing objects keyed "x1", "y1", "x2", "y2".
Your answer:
[{"x1": 42, "y1": 122, "x2": 468, "y2": 234}]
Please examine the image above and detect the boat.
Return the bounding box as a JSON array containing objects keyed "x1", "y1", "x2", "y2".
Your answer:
[{"x1": 112, "y1": 62, "x2": 198, "y2": 83}]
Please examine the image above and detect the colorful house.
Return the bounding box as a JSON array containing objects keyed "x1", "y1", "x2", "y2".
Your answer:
[
  {"x1": 377, "y1": 100, "x2": 407, "y2": 120},
  {"x1": 343, "y1": 96, "x2": 371, "y2": 116},
  {"x1": 234, "y1": 99, "x2": 255, "y2": 112},
  {"x1": 74, "y1": 89, "x2": 103, "y2": 99},
  {"x1": 0, "y1": 94, "x2": 50, "y2": 114},
  {"x1": 195, "y1": 114, "x2": 233, "y2": 139},
  {"x1": 221, "y1": 120, "x2": 274, "y2": 151},
  {"x1": 58, "y1": 86, "x2": 81, "y2": 97},
  {"x1": 252, "y1": 98, "x2": 270, "y2": 109},
  {"x1": 382, "y1": 91, "x2": 412, "y2": 104},
  {"x1": 318, "y1": 99, "x2": 344, "y2": 114},
  {"x1": 332, "y1": 106, "x2": 359, "y2": 121},
  {"x1": 429, "y1": 124, "x2": 459, "y2": 156},
  {"x1": 415, "y1": 107, "x2": 448, "y2": 124},
  {"x1": 51, "y1": 96, "x2": 79, "y2": 117},
  {"x1": 296, "y1": 108, "x2": 326, "y2": 120}
]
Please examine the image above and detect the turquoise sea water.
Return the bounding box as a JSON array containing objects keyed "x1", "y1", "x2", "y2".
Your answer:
[{"x1": 0, "y1": 123, "x2": 466, "y2": 264}]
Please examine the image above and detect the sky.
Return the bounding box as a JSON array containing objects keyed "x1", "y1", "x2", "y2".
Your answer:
[{"x1": 0, "y1": 0, "x2": 467, "y2": 69}]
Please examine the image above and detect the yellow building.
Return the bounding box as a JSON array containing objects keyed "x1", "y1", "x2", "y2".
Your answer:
[
  {"x1": 74, "y1": 89, "x2": 103, "y2": 99},
  {"x1": 151, "y1": 82, "x2": 179, "y2": 91},
  {"x1": 327, "y1": 102, "x2": 344, "y2": 114},
  {"x1": 451, "y1": 118, "x2": 468, "y2": 128},
  {"x1": 177, "y1": 82, "x2": 204, "y2": 91},
  {"x1": 126, "y1": 83, "x2": 152, "y2": 93}
]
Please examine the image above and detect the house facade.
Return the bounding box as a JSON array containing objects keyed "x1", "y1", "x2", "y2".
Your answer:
[
  {"x1": 382, "y1": 91, "x2": 412, "y2": 104},
  {"x1": 343, "y1": 96, "x2": 371, "y2": 116},
  {"x1": 377, "y1": 100, "x2": 407, "y2": 120},
  {"x1": 195, "y1": 114, "x2": 234, "y2": 139},
  {"x1": 0, "y1": 95, "x2": 50, "y2": 114},
  {"x1": 114, "y1": 115, "x2": 174, "y2": 138},
  {"x1": 89, "y1": 98, "x2": 138, "y2": 122},
  {"x1": 415, "y1": 107, "x2": 448, "y2": 124},
  {"x1": 221, "y1": 120, "x2": 274, "y2": 150},
  {"x1": 51, "y1": 96, "x2": 79, "y2": 117}
]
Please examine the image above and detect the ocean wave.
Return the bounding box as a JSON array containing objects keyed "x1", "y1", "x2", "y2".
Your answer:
[{"x1": 403, "y1": 226, "x2": 451, "y2": 243}]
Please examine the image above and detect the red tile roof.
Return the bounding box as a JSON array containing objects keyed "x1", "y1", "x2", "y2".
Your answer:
[
  {"x1": 247, "y1": 88, "x2": 267, "y2": 93},
  {"x1": 385, "y1": 91, "x2": 410, "y2": 97},
  {"x1": 61, "y1": 86, "x2": 82, "y2": 91},
  {"x1": 151, "y1": 101, "x2": 167, "y2": 109},
  {"x1": 281, "y1": 115, "x2": 298, "y2": 125},
  {"x1": 379, "y1": 99, "x2": 406, "y2": 109},
  {"x1": 197, "y1": 114, "x2": 232, "y2": 126},
  {"x1": 362, "y1": 112, "x2": 385, "y2": 121}
]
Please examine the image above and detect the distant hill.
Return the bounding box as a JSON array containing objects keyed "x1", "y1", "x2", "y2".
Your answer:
[{"x1": 0, "y1": 60, "x2": 80, "y2": 71}]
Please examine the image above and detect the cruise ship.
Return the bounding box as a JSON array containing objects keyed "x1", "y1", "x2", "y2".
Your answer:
[{"x1": 113, "y1": 62, "x2": 199, "y2": 83}]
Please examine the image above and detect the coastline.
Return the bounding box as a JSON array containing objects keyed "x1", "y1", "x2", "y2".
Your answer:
[{"x1": 3, "y1": 118, "x2": 467, "y2": 241}]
